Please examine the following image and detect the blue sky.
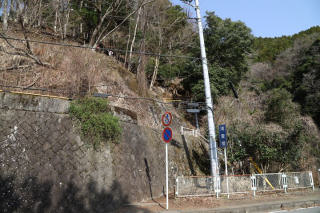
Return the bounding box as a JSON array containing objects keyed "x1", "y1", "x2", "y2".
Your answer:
[{"x1": 171, "y1": 0, "x2": 320, "y2": 38}]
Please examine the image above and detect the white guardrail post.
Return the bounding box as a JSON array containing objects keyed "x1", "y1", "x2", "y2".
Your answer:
[
  {"x1": 318, "y1": 169, "x2": 320, "y2": 188},
  {"x1": 175, "y1": 177, "x2": 179, "y2": 197},
  {"x1": 282, "y1": 173, "x2": 287, "y2": 193},
  {"x1": 215, "y1": 176, "x2": 221, "y2": 198},
  {"x1": 251, "y1": 175, "x2": 257, "y2": 197},
  {"x1": 309, "y1": 171, "x2": 314, "y2": 191}
]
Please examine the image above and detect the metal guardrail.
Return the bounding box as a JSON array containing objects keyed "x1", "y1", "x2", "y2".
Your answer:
[
  {"x1": 255, "y1": 173, "x2": 283, "y2": 192},
  {"x1": 220, "y1": 175, "x2": 251, "y2": 195},
  {"x1": 286, "y1": 171, "x2": 314, "y2": 190},
  {"x1": 176, "y1": 171, "x2": 314, "y2": 198}
]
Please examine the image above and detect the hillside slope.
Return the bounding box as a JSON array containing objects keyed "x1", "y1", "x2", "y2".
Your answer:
[{"x1": 212, "y1": 30, "x2": 320, "y2": 175}]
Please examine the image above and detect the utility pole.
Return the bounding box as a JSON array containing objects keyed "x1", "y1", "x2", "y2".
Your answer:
[{"x1": 194, "y1": 0, "x2": 219, "y2": 178}]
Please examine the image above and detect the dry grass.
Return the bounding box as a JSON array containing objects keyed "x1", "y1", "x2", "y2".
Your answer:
[
  {"x1": 0, "y1": 35, "x2": 131, "y2": 94},
  {"x1": 215, "y1": 83, "x2": 266, "y2": 128},
  {"x1": 0, "y1": 32, "x2": 173, "y2": 128}
]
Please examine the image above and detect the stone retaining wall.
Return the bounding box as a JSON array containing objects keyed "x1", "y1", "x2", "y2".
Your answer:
[{"x1": 0, "y1": 92, "x2": 196, "y2": 212}]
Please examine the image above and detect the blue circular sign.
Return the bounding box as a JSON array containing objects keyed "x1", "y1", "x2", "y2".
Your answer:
[
  {"x1": 162, "y1": 112, "x2": 172, "y2": 126},
  {"x1": 162, "y1": 127, "x2": 173, "y2": 143}
]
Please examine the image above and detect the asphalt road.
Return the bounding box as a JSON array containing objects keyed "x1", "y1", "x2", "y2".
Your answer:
[{"x1": 272, "y1": 207, "x2": 320, "y2": 213}]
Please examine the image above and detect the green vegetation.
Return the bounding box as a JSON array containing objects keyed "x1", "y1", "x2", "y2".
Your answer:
[
  {"x1": 253, "y1": 26, "x2": 320, "y2": 63},
  {"x1": 1, "y1": 0, "x2": 319, "y2": 173},
  {"x1": 69, "y1": 97, "x2": 122, "y2": 149},
  {"x1": 233, "y1": 27, "x2": 320, "y2": 173},
  {"x1": 292, "y1": 38, "x2": 320, "y2": 125},
  {"x1": 256, "y1": 36, "x2": 320, "y2": 126},
  {"x1": 228, "y1": 120, "x2": 313, "y2": 173},
  {"x1": 181, "y1": 12, "x2": 254, "y2": 102},
  {"x1": 265, "y1": 88, "x2": 298, "y2": 127}
]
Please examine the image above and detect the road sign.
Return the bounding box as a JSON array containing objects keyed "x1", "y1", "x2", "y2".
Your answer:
[
  {"x1": 162, "y1": 112, "x2": 172, "y2": 126},
  {"x1": 219, "y1": 124, "x2": 227, "y2": 148},
  {"x1": 162, "y1": 127, "x2": 173, "y2": 143},
  {"x1": 186, "y1": 109, "x2": 200, "y2": 113},
  {"x1": 187, "y1": 103, "x2": 199, "y2": 107}
]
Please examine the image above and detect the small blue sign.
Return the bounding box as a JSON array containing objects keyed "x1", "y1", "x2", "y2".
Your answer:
[{"x1": 219, "y1": 124, "x2": 227, "y2": 148}]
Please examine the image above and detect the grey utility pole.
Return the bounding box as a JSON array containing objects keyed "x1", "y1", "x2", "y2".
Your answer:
[{"x1": 194, "y1": 0, "x2": 219, "y2": 178}]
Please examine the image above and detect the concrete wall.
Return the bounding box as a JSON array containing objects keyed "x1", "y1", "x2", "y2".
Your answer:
[{"x1": 0, "y1": 92, "x2": 198, "y2": 212}]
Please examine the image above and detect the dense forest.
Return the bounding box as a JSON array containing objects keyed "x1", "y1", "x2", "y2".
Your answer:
[{"x1": 1, "y1": 0, "x2": 319, "y2": 173}]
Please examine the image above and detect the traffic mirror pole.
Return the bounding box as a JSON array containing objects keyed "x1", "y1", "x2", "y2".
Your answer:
[{"x1": 194, "y1": 0, "x2": 219, "y2": 178}]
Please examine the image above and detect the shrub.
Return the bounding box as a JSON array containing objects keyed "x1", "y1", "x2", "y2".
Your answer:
[
  {"x1": 228, "y1": 120, "x2": 308, "y2": 172},
  {"x1": 265, "y1": 88, "x2": 298, "y2": 126},
  {"x1": 69, "y1": 97, "x2": 122, "y2": 149}
]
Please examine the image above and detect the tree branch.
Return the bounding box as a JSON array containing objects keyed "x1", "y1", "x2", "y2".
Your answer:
[
  {"x1": 22, "y1": 73, "x2": 41, "y2": 89},
  {"x1": 0, "y1": 33, "x2": 53, "y2": 68},
  {"x1": 0, "y1": 65, "x2": 32, "y2": 72},
  {"x1": 99, "y1": 0, "x2": 155, "y2": 44}
]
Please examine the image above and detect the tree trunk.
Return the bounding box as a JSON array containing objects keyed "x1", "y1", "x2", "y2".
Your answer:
[
  {"x1": 15, "y1": 0, "x2": 23, "y2": 22},
  {"x1": 88, "y1": 2, "x2": 114, "y2": 47},
  {"x1": 79, "y1": 0, "x2": 83, "y2": 38},
  {"x1": 149, "y1": 56, "x2": 159, "y2": 89},
  {"x1": 124, "y1": 23, "x2": 131, "y2": 65},
  {"x1": 37, "y1": 0, "x2": 42, "y2": 27},
  {"x1": 2, "y1": 0, "x2": 9, "y2": 31},
  {"x1": 10, "y1": 0, "x2": 15, "y2": 20},
  {"x1": 63, "y1": 0, "x2": 71, "y2": 39},
  {"x1": 128, "y1": 6, "x2": 141, "y2": 70},
  {"x1": 149, "y1": 14, "x2": 162, "y2": 90},
  {"x1": 54, "y1": 4, "x2": 58, "y2": 33},
  {"x1": 136, "y1": 8, "x2": 148, "y2": 96},
  {"x1": 137, "y1": 40, "x2": 148, "y2": 96}
]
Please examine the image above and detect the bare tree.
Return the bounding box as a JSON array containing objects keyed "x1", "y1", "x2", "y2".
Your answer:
[
  {"x1": 2, "y1": 0, "x2": 9, "y2": 31},
  {"x1": 88, "y1": 0, "x2": 154, "y2": 48},
  {"x1": 127, "y1": 6, "x2": 142, "y2": 70},
  {"x1": 149, "y1": 10, "x2": 162, "y2": 89}
]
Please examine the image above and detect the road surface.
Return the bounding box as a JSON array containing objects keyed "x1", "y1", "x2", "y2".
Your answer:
[{"x1": 272, "y1": 207, "x2": 320, "y2": 213}]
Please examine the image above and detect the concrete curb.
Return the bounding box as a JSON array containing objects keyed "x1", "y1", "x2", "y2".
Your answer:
[{"x1": 159, "y1": 199, "x2": 320, "y2": 213}]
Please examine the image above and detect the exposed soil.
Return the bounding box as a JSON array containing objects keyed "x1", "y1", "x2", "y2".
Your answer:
[{"x1": 117, "y1": 188, "x2": 320, "y2": 212}]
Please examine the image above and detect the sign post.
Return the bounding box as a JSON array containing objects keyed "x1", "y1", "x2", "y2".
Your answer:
[
  {"x1": 165, "y1": 142, "x2": 168, "y2": 209},
  {"x1": 219, "y1": 124, "x2": 229, "y2": 198},
  {"x1": 162, "y1": 112, "x2": 172, "y2": 210}
]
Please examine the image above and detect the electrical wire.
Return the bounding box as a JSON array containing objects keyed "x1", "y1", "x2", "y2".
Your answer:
[
  {"x1": 0, "y1": 35, "x2": 200, "y2": 60},
  {"x1": 0, "y1": 84, "x2": 200, "y2": 105}
]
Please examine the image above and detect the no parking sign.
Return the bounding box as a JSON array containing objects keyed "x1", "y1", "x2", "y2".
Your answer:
[{"x1": 162, "y1": 127, "x2": 173, "y2": 143}]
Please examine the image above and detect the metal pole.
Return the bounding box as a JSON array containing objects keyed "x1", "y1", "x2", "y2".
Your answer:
[
  {"x1": 166, "y1": 143, "x2": 169, "y2": 210},
  {"x1": 195, "y1": 113, "x2": 199, "y2": 129},
  {"x1": 224, "y1": 148, "x2": 229, "y2": 198},
  {"x1": 194, "y1": 0, "x2": 218, "y2": 178}
]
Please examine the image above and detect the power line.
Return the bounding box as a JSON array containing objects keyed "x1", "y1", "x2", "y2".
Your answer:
[
  {"x1": 0, "y1": 84, "x2": 198, "y2": 104},
  {"x1": 76, "y1": 5, "x2": 197, "y2": 20},
  {"x1": 0, "y1": 35, "x2": 200, "y2": 60}
]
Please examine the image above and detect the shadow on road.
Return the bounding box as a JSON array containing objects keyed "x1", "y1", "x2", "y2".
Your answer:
[{"x1": 0, "y1": 173, "x2": 152, "y2": 213}]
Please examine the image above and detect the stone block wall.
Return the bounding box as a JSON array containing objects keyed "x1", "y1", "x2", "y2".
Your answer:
[{"x1": 0, "y1": 93, "x2": 198, "y2": 212}]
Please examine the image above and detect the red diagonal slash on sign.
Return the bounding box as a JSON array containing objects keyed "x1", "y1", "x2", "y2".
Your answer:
[{"x1": 162, "y1": 127, "x2": 172, "y2": 143}]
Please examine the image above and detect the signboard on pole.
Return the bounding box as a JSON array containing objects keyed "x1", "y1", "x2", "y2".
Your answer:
[
  {"x1": 162, "y1": 127, "x2": 173, "y2": 143},
  {"x1": 161, "y1": 112, "x2": 172, "y2": 210},
  {"x1": 219, "y1": 124, "x2": 227, "y2": 148},
  {"x1": 162, "y1": 112, "x2": 172, "y2": 126}
]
